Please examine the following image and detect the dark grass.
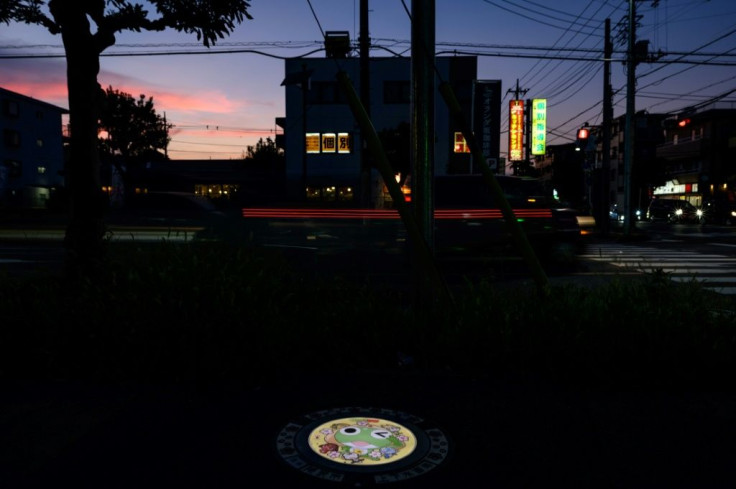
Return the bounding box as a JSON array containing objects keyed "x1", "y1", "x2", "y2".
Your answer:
[{"x1": 1, "y1": 240, "x2": 735, "y2": 391}]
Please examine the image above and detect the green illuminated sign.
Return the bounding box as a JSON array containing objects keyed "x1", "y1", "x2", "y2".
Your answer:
[{"x1": 531, "y1": 98, "x2": 547, "y2": 155}]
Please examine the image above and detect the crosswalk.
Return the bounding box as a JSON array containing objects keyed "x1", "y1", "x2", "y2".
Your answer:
[{"x1": 579, "y1": 242, "x2": 736, "y2": 295}]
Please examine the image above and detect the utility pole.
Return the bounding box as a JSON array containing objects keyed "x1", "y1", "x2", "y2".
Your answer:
[
  {"x1": 507, "y1": 78, "x2": 528, "y2": 100},
  {"x1": 623, "y1": 0, "x2": 636, "y2": 235},
  {"x1": 411, "y1": 0, "x2": 435, "y2": 307},
  {"x1": 359, "y1": 0, "x2": 371, "y2": 208},
  {"x1": 524, "y1": 98, "x2": 532, "y2": 165},
  {"x1": 600, "y1": 18, "x2": 612, "y2": 236}
]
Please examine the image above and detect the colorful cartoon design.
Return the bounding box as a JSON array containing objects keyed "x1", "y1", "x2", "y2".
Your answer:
[{"x1": 308, "y1": 416, "x2": 417, "y2": 466}]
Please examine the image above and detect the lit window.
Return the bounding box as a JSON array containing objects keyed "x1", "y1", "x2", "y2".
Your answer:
[
  {"x1": 37, "y1": 166, "x2": 46, "y2": 174},
  {"x1": 323, "y1": 186, "x2": 336, "y2": 201},
  {"x1": 321, "y1": 133, "x2": 336, "y2": 153},
  {"x1": 338, "y1": 133, "x2": 351, "y2": 153},
  {"x1": 454, "y1": 132, "x2": 470, "y2": 153},
  {"x1": 37, "y1": 138, "x2": 44, "y2": 147},
  {"x1": 305, "y1": 133, "x2": 320, "y2": 153},
  {"x1": 337, "y1": 186, "x2": 354, "y2": 201}
]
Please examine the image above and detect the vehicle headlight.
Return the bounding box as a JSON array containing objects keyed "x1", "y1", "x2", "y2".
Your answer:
[
  {"x1": 675, "y1": 209, "x2": 683, "y2": 216},
  {"x1": 731, "y1": 211, "x2": 736, "y2": 217},
  {"x1": 696, "y1": 209, "x2": 703, "y2": 217}
]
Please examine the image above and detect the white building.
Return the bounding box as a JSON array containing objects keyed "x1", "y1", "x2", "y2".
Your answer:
[
  {"x1": 279, "y1": 53, "x2": 501, "y2": 206},
  {"x1": 1, "y1": 86, "x2": 68, "y2": 208}
]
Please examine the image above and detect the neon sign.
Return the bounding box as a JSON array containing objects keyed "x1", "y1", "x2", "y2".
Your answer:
[
  {"x1": 531, "y1": 98, "x2": 547, "y2": 155},
  {"x1": 509, "y1": 100, "x2": 524, "y2": 161}
]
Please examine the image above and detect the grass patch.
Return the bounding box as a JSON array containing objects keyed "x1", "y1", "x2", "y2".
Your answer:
[{"x1": 1, "y1": 241, "x2": 734, "y2": 390}]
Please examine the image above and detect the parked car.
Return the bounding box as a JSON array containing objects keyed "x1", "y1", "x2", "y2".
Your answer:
[
  {"x1": 609, "y1": 204, "x2": 642, "y2": 222},
  {"x1": 646, "y1": 198, "x2": 704, "y2": 224},
  {"x1": 701, "y1": 199, "x2": 736, "y2": 225}
]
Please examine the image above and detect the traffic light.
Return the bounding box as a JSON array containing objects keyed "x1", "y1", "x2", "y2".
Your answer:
[{"x1": 576, "y1": 123, "x2": 590, "y2": 151}]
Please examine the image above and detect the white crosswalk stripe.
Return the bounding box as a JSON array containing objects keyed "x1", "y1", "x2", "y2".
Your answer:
[{"x1": 580, "y1": 243, "x2": 736, "y2": 295}]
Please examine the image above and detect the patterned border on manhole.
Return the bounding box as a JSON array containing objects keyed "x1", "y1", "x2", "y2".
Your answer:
[{"x1": 276, "y1": 406, "x2": 450, "y2": 484}]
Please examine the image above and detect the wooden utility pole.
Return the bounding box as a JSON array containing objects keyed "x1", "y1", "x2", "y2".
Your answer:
[
  {"x1": 623, "y1": 0, "x2": 636, "y2": 234},
  {"x1": 359, "y1": 0, "x2": 371, "y2": 208},
  {"x1": 600, "y1": 18, "x2": 612, "y2": 236},
  {"x1": 411, "y1": 0, "x2": 435, "y2": 307}
]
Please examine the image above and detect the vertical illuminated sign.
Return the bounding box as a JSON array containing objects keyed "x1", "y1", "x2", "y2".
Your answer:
[
  {"x1": 509, "y1": 100, "x2": 524, "y2": 161},
  {"x1": 305, "y1": 133, "x2": 320, "y2": 153},
  {"x1": 531, "y1": 98, "x2": 547, "y2": 155},
  {"x1": 472, "y1": 80, "x2": 501, "y2": 171}
]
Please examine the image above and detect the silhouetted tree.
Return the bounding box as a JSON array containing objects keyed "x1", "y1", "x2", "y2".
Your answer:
[
  {"x1": 2, "y1": 1, "x2": 253, "y2": 276},
  {"x1": 243, "y1": 137, "x2": 284, "y2": 177},
  {"x1": 98, "y1": 86, "x2": 171, "y2": 197}
]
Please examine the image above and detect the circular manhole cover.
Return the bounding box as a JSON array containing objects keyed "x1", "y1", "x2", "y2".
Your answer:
[{"x1": 276, "y1": 406, "x2": 450, "y2": 484}]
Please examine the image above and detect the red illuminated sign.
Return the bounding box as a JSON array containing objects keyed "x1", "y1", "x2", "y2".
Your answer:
[{"x1": 509, "y1": 100, "x2": 524, "y2": 161}]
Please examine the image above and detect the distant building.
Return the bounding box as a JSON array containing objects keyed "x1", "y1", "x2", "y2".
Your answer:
[
  {"x1": 655, "y1": 107, "x2": 736, "y2": 207},
  {"x1": 279, "y1": 50, "x2": 501, "y2": 206},
  {"x1": 0, "y1": 86, "x2": 68, "y2": 208}
]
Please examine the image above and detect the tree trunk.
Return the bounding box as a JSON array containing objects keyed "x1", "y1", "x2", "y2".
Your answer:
[{"x1": 57, "y1": 11, "x2": 107, "y2": 276}]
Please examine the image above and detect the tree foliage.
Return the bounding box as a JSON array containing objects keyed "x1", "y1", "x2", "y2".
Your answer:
[
  {"x1": 245, "y1": 137, "x2": 282, "y2": 163},
  {"x1": 2, "y1": 0, "x2": 253, "y2": 275},
  {"x1": 99, "y1": 86, "x2": 170, "y2": 161}
]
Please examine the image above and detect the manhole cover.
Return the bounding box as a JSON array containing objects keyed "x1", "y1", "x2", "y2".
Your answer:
[{"x1": 276, "y1": 406, "x2": 450, "y2": 484}]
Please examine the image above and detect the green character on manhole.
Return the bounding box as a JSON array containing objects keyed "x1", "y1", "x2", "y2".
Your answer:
[{"x1": 308, "y1": 417, "x2": 417, "y2": 466}]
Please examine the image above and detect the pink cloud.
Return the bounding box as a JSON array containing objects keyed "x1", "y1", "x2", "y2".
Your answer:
[{"x1": 0, "y1": 59, "x2": 69, "y2": 107}]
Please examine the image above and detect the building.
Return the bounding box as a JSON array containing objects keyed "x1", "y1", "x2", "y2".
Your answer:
[
  {"x1": 0, "y1": 87, "x2": 68, "y2": 209},
  {"x1": 655, "y1": 107, "x2": 736, "y2": 207},
  {"x1": 279, "y1": 51, "x2": 501, "y2": 207}
]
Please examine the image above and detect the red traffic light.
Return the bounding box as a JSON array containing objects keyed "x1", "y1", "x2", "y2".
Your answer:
[{"x1": 577, "y1": 127, "x2": 590, "y2": 139}]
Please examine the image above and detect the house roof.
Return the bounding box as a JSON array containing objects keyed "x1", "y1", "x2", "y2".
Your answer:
[{"x1": 0, "y1": 86, "x2": 69, "y2": 114}]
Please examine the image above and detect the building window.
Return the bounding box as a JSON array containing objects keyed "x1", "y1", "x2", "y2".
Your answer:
[
  {"x1": 308, "y1": 81, "x2": 347, "y2": 104},
  {"x1": 453, "y1": 132, "x2": 471, "y2": 153},
  {"x1": 3, "y1": 159, "x2": 22, "y2": 178},
  {"x1": 383, "y1": 81, "x2": 410, "y2": 104},
  {"x1": 321, "y1": 133, "x2": 336, "y2": 153},
  {"x1": 3, "y1": 129, "x2": 20, "y2": 148},
  {"x1": 37, "y1": 166, "x2": 47, "y2": 175},
  {"x1": 37, "y1": 138, "x2": 44, "y2": 147},
  {"x1": 2, "y1": 100, "x2": 20, "y2": 117},
  {"x1": 337, "y1": 133, "x2": 351, "y2": 153},
  {"x1": 305, "y1": 133, "x2": 320, "y2": 153},
  {"x1": 304, "y1": 132, "x2": 352, "y2": 154}
]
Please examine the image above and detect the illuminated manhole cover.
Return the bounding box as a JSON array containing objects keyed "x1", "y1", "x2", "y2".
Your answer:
[{"x1": 276, "y1": 407, "x2": 450, "y2": 484}]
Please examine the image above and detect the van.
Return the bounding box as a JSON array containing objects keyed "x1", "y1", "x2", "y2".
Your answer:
[{"x1": 433, "y1": 175, "x2": 581, "y2": 257}]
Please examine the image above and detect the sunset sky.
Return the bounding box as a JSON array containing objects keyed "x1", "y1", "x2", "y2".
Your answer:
[{"x1": 1, "y1": 0, "x2": 735, "y2": 161}]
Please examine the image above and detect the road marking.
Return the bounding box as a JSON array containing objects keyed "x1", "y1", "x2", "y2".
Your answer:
[{"x1": 581, "y1": 242, "x2": 736, "y2": 296}]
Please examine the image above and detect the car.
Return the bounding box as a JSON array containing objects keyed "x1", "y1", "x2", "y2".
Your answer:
[
  {"x1": 432, "y1": 175, "x2": 581, "y2": 258},
  {"x1": 110, "y1": 191, "x2": 227, "y2": 227},
  {"x1": 609, "y1": 204, "x2": 642, "y2": 222},
  {"x1": 701, "y1": 199, "x2": 736, "y2": 225},
  {"x1": 646, "y1": 198, "x2": 704, "y2": 224}
]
